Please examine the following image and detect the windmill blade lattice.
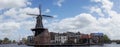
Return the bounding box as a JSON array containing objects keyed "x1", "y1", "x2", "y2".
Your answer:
[
  {"x1": 42, "y1": 15, "x2": 53, "y2": 18},
  {"x1": 27, "y1": 13, "x2": 39, "y2": 16}
]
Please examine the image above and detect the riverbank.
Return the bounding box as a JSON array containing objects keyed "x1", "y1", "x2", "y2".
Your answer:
[
  {"x1": 0, "y1": 43, "x2": 120, "y2": 47},
  {"x1": 27, "y1": 43, "x2": 104, "y2": 47}
]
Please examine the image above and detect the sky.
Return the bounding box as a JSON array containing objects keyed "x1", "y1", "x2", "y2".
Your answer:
[{"x1": 0, "y1": 0, "x2": 120, "y2": 40}]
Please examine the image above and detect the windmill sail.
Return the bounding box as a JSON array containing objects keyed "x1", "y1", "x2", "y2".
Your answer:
[
  {"x1": 27, "y1": 13, "x2": 39, "y2": 16},
  {"x1": 27, "y1": 4, "x2": 53, "y2": 28},
  {"x1": 42, "y1": 15, "x2": 53, "y2": 18},
  {"x1": 39, "y1": 5, "x2": 41, "y2": 15}
]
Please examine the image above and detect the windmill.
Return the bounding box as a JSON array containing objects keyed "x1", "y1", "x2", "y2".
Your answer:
[
  {"x1": 27, "y1": 5, "x2": 53, "y2": 28},
  {"x1": 27, "y1": 5, "x2": 53, "y2": 36}
]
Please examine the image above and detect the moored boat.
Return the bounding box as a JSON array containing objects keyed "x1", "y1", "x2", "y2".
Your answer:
[{"x1": 116, "y1": 41, "x2": 120, "y2": 44}]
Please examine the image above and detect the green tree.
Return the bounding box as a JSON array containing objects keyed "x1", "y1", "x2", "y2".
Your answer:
[
  {"x1": 3, "y1": 37, "x2": 9, "y2": 44},
  {"x1": 22, "y1": 38, "x2": 27, "y2": 44},
  {"x1": 8, "y1": 40, "x2": 12, "y2": 43},
  {"x1": 0, "y1": 39, "x2": 2, "y2": 44},
  {"x1": 12, "y1": 40, "x2": 16, "y2": 43},
  {"x1": 103, "y1": 35, "x2": 111, "y2": 43}
]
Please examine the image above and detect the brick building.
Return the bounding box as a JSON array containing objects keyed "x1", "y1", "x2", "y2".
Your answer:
[{"x1": 34, "y1": 29, "x2": 50, "y2": 45}]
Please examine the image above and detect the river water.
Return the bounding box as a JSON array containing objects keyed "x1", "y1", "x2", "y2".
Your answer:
[{"x1": 0, "y1": 43, "x2": 119, "y2": 47}]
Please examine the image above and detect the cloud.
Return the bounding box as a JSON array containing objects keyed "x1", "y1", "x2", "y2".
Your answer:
[
  {"x1": 90, "y1": 7, "x2": 104, "y2": 17},
  {"x1": 91, "y1": 0, "x2": 113, "y2": 10},
  {"x1": 0, "y1": 0, "x2": 31, "y2": 10},
  {"x1": 44, "y1": 9, "x2": 50, "y2": 13},
  {"x1": 55, "y1": 0, "x2": 65, "y2": 7},
  {"x1": 101, "y1": 0, "x2": 113, "y2": 10},
  {"x1": 0, "y1": 6, "x2": 39, "y2": 40},
  {"x1": 0, "y1": 15, "x2": 3, "y2": 21},
  {"x1": 53, "y1": 15, "x2": 58, "y2": 18},
  {"x1": 20, "y1": 21, "x2": 35, "y2": 30},
  {"x1": 91, "y1": 0, "x2": 101, "y2": 2},
  {"x1": 0, "y1": 6, "x2": 49, "y2": 40},
  {"x1": 0, "y1": 22, "x2": 20, "y2": 33},
  {"x1": 48, "y1": 13, "x2": 96, "y2": 33},
  {"x1": 1, "y1": 7, "x2": 38, "y2": 27},
  {"x1": 3, "y1": 7, "x2": 39, "y2": 21}
]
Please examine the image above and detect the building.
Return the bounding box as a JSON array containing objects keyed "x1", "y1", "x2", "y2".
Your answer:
[
  {"x1": 80, "y1": 34, "x2": 90, "y2": 44},
  {"x1": 34, "y1": 29, "x2": 51, "y2": 45},
  {"x1": 52, "y1": 32, "x2": 82, "y2": 44},
  {"x1": 66, "y1": 32, "x2": 81, "y2": 44},
  {"x1": 27, "y1": 35, "x2": 34, "y2": 44},
  {"x1": 90, "y1": 33, "x2": 104, "y2": 44},
  {"x1": 49, "y1": 32, "x2": 105, "y2": 44},
  {"x1": 55, "y1": 33, "x2": 67, "y2": 44},
  {"x1": 50, "y1": 32, "x2": 56, "y2": 44}
]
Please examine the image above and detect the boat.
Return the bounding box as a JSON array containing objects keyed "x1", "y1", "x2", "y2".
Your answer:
[
  {"x1": 17, "y1": 34, "x2": 24, "y2": 45},
  {"x1": 18, "y1": 42, "x2": 22, "y2": 45},
  {"x1": 116, "y1": 41, "x2": 120, "y2": 44}
]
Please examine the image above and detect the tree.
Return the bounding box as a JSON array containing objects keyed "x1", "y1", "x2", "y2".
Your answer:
[
  {"x1": 3, "y1": 37, "x2": 9, "y2": 44},
  {"x1": 22, "y1": 38, "x2": 27, "y2": 44},
  {"x1": 0, "y1": 39, "x2": 2, "y2": 44},
  {"x1": 8, "y1": 40, "x2": 12, "y2": 43},
  {"x1": 12, "y1": 40, "x2": 16, "y2": 43},
  {"x1": 103, "y1": 35, "x2": 111, "y2": 43}
]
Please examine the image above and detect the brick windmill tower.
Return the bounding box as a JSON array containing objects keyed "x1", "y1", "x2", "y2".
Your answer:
[{"x1": 27, "y1": 5, "x2": 53, "y2": 45}]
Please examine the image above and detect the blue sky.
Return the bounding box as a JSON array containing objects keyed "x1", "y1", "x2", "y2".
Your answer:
[
  {"x1": 30, "y1": 0, "x2": 94, "y2": 19},
  {"x1": 0, "y1": 0, "x2": 120, "y2": 40}
]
